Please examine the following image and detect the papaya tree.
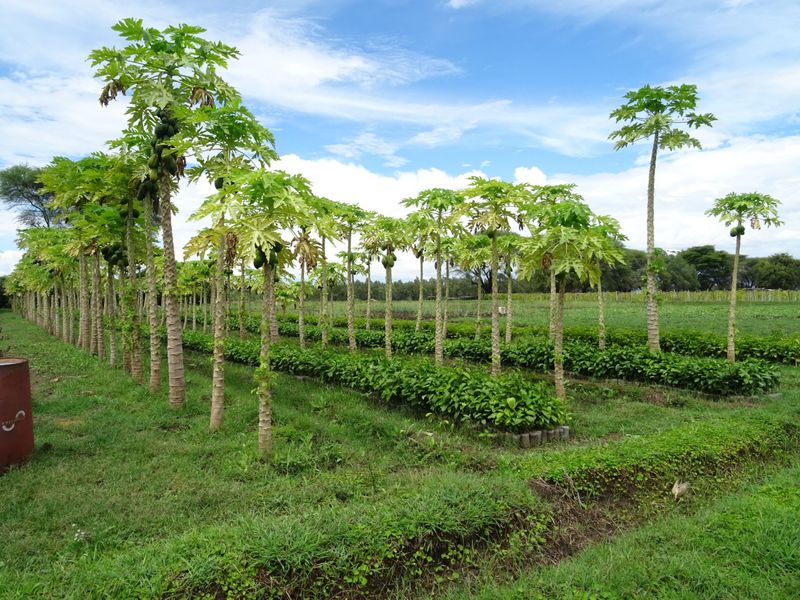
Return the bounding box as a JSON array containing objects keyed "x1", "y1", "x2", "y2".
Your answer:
[
  {"x1": 91, "y1": 18, "x2": 242, "y2": 408},
  {"x1": 185, "y1": 101, "x2": 275, "y2": 431},
  {"x1": 521, "y1": 198, "x2": 624, "y2": 401},
  {"x1": 335, "y1": 203, "x2": 368, "y2": 352},
  {"x1": 496, "y1": 232, "x2": 522, "y2": 344},
  {"x1": 610, "y1": 84, "x2": 716, "y2": 352},
  {"x1": 705, "y1": 192, "x2": 782, "y2": 362},
  {"x1": 290, "y1": 222, "x2": 322, "y2": 349},
  {"x1": 403, "y1": 188, "x2": 463, "y2": 364},
  {"x1": 362, "y1": 216, "x2": 407, "y2": 359},
  {"x1": 460, "y1": 177, "x2": 528, "y2": 376},
  {"x1": 454, "y1": 233, "x2": 492, "y2": 341},
  {"x1": 235, "y1": 170, "x2": 307, "y2": 460}
]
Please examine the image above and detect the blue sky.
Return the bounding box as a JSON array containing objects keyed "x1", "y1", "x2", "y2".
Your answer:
[{"x1": 1, "y1": 0, "x2": 800, "y2": 278}]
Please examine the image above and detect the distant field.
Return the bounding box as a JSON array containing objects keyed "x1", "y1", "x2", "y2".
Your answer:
[{"x1": 266, "y1": 297, "x2": 800, "y2": 338}]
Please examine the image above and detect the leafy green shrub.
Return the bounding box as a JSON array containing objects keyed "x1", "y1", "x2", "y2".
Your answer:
[{"x1": 180, "y1": 330, "x2": 567, "y2": 432}]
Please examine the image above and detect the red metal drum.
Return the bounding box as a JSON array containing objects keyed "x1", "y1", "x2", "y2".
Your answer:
[{"x1": 0, "y1": 358, "x2": 34, "y2": 471}]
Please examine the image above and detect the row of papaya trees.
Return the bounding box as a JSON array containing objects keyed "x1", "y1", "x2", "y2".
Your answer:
[{"x1": 5, "y1": 18, "x2": 784, "y2": 460}]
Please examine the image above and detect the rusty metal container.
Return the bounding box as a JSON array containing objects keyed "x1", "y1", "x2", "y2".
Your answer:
[{"x1": 1, "y1": 358, "x2": 34, "y2": 471}]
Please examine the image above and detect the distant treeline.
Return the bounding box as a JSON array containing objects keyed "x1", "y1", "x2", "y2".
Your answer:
[{"x1": 322, "y1": 245, "x2": 800, "y2": 301}]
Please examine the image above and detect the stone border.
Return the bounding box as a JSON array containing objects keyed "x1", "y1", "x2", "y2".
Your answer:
[{"x1": 503, "y1": 425, "x2": 570, "y2": 449}]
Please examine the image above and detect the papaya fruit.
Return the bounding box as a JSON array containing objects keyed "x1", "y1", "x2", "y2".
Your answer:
[{"x1": 149, "y1": 168, "x2": 159, "y2": 182}]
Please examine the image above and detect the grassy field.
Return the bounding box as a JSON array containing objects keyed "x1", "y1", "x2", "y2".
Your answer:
[
  {"x1": 271, "y1": 297, "x2": 800, "y2": 337},
  {"x1": 2, "y1": 308, "x2": 799, "y2": 598}
]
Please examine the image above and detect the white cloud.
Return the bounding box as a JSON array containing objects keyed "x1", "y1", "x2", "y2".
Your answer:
[
  {"x1": 513, "y1": 165, "x2": 547, "y2": 186},
  {"x1": 448, "y1": 0, "x2": 481, "y2": 8},
  {"x1": 0, "y1": 250, "x2": 24, "y2": 276},
  {"x1": 325, "y1": 132, "x2": 408, "y2": 167},
  {"x1": 558, "y1": 135, "x2": 800, "y2": 258},
  {"x1": 409, "y1": 125, "x2": 468, "y2": 147}
]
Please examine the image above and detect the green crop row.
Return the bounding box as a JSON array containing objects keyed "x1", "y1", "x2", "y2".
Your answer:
[
  {"x1": 513, "y1": 413, "x2": 799, "y2": 500},
  {"x1": 261, "y1": 313, "x2": 800, "y2": 365},
  {"x1": 179, "y1": 330, "x2": 568, "y2": 433},
  {"x1": 226, "y1": 317, "x2": 780, "y2": 396}
]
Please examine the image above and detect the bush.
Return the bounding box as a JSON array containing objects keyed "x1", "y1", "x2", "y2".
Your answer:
[{"x1": 180, "y1": 330, "x2": 567, "y2": 433}]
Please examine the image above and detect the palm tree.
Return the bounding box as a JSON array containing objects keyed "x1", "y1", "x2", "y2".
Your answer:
[
  {"x1": 705, "y1": 192, "x2": 782, "y2": 362},
  {"x1": 610, "y1": 84, "x2": 716, "y2": 352}
]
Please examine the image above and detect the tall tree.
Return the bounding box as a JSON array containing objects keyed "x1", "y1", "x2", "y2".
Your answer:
[
  {"x1": 706, "y1": 192, "x2": 782, "y2": 362},
  {"x1": 91, "y1": 18, "x2": 241, "y2": 408},
  {"x1": 460, "y1": 177, "x2": 526, "y2": 376},
  {"x1": 609, "y1": 84, "x2": 716, "y2": 352},
  {"x1": 186, "y1": 102, "x2": 275, "y2": 431},
  {"x1": 291, "y1": 224, "x2": 322, "y2": 349},
  {"x1": 402, "y1": 189, "x2": 463, "y2": 364},
  {"x1": 0, "y1": 164, "x2": 58, "y2": 227},
  {"x1": 335, "y1": 203, "x2": 368, "y2": 352},
  {"x1": 521, "y1": 198, "x2": 625, "y2": 400},
  {"x1": 362, "y1": 216, "x2": 407, "y2": 359},
  {"x1": 235, "y1": 170, "x2": 307, "y2": 459}
]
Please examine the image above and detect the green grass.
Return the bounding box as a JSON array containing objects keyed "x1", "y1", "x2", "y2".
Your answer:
[
  {"x1": 447, "y1": 461, "x2": 800, "y2": 599},
  {"x1": 293, "y1": 298, "x2": 800, "y2": 337},
  {"x1": 2, "y1": 310, "x2": 800, "y2": 598}
]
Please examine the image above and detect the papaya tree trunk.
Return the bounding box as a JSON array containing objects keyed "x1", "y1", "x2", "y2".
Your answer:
[
  {"x1": 257, "y1": 262, "x2": 274, "y2": 461},
  {"x1": 107, "y1": 262, "x2": 117, "y2": 368},
  {"x1": 645, "y1": 131, "x2": 661, "y2": 352},
  {"x1": 269, "y1": 272, "x2": 278, "y2": 344},
  {"x1": 79, "y1": 253, "x2": 89, "y2": 351},
  {"x1": 320, "y1": 237, "x2": 329, "y2": 348},
  {"x1": 415, "y1": 253, "x2": 424, "y2": 332},
  {"x1": 202, "y1": 286, "x2": 208, "y2": 333},
  {"x1": 299, "y1": 259, "x2": 306, "y2": 349},
  {"x1": 159, "y1": 172, "x2": 185, "y2": 406},
  {"x1": 444, "y1": 260, "x2": 450, "y2": 341},
  {"x1": 434, "y1": 240, "x2": 443, "y2": 365},
  {"x1": 92, "y1": 252, "x2": 104, "y2": 360},
  {"x1": 239, "y1": 257, "x2": 246, "y2": 340},
  {"x1": 209, "y1": 220, "x2": 226, "y2": 432},
  {"x1": 474, "y1": 279, "x2": 482, "y2": 341},
  {"x1": 385, "y1": 262, "x2": 393, "y2": 359},
  {"x1": 490, "y1": 235, "x2": 500, "y2": 376},
  {"x1": 505, "y1": 265, "x2": 513, "y2": 344},
  {"x1": 126, "y1": 209, "x2": 143, "y2": 384},
  {"x1": 145, "y1": 198, "x2": 160, "y2": 393},
  {"x1": 554, "y1": 276, "x2": 567, "y2": 401},
  {"x1": 365, "y1": 260, "x2": 372, "y2": 331},
  {"x1": 549, "y1": 269, "x2": 557, "y2": 340},
  {"x1": 346, "y1": 230, "x2": 356, "y2": 352},
  {"x1": 597, "y1": 274, "x2": 606, "y2": 350},
  {"x1": 727, "y1": 233, "x2": 741, "y2": 362},
  {"x1": 52, "y1": 286, "x2": 60, "y2": 338}
]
